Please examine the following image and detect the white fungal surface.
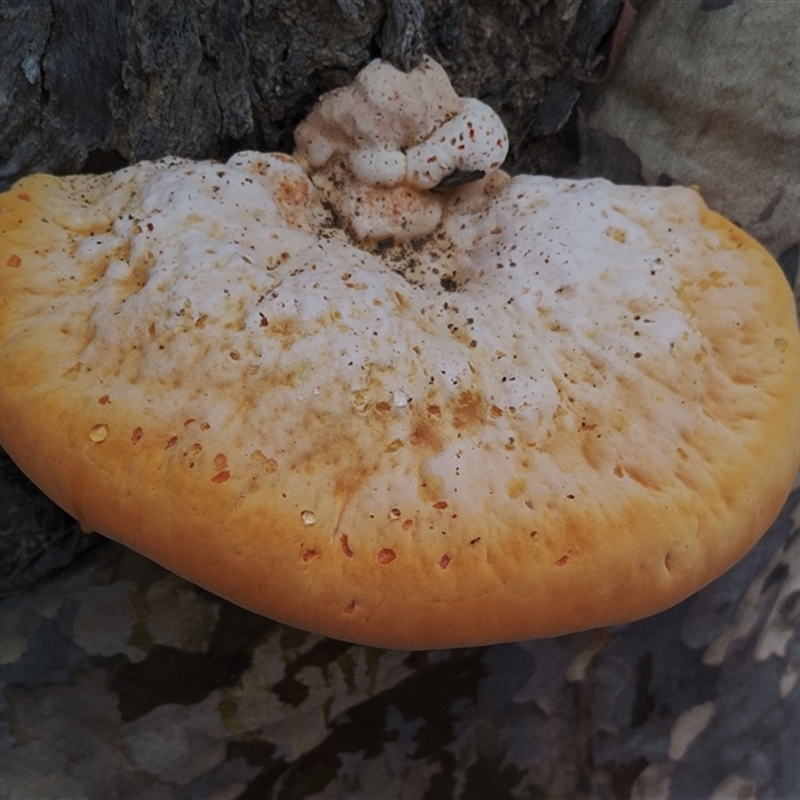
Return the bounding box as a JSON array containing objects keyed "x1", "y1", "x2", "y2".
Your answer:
[
  {"x1": 73, "y1": 158, "x2": 710, "y2": 461},
  {"x1": 295, "y1": 57, "x2": 508, "y2": 240},
  {"x1": 405, "y1": 97, "x2": 508, "y2": 190}
]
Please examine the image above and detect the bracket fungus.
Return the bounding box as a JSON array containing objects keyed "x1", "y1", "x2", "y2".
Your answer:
[{"x1": 1, "y1": 58, "x2": 799, "y2": 649}]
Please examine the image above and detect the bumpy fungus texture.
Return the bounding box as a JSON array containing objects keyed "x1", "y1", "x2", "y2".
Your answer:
[
  {"x1": 294, "y1": 57, "x2": 508, "y2": 242},
  {"x1": 1, "y1": 58, "x2": 799, "y2": 649}
]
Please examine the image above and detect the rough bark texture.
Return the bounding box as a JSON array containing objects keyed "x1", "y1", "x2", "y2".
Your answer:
[
  {"x1": 1, "y1": 0, "x2": 610, "y2": 190},
  {"x1": 0, "y1": 449, "x2": 98, "y2": 596}
]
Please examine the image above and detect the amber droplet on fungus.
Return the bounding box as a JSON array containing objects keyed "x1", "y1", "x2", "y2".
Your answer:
[{"x1": 89, "y1": 424, "x2": 108, "y2": 442}]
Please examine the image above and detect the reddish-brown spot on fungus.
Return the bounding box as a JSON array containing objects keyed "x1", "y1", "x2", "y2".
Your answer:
[
  {"x1": 452, "y1": 390, "x2": 484, "y2": 429},
  {"x1": 344, "y1": 599, "x2": 357, "y2": 614},
  {"x1": 377, "y1": 548, "x2": 396, "y2": 565},
  {"x1": 340, "y1": 534, "x2": 354, "y2": 558},
  {"x1": 131, "y1": 427, "x2": 144, "y2": 444},
  {"x1": 16, "y1": 193, "x2": 31, "y2": 202},
  {"x1": 437, "y1": 554, "x2": 452, "y2": 570},
  {"x1": 433, "y1": 500, "x2": 448, "y2": 510},
  {"x1": 302, "y1": 548, "x2": 320, "y2": 562},
  {"x1": 6, "y1": 255, "x2": 21, "y2": 268},
  {"x1": 98, "y1": 395, "x2": 110, "y2": 405},
  {"x1": 251, "y1": 450, "x2": 278, "y2": 474},
  {"x1": 165, "y1": 436, "x2": 178, "y2": 450},
  {"x1": 211, "y1": 470, "x2": 230, "y2": 484},
  {"x1": 555, "y1": 555, "x2": 569, "y2": 567}
]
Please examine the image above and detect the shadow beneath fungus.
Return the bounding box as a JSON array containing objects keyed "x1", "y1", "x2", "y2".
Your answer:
[{"x1": 107, "y1": 602, "x2": 279, "y2": 723}]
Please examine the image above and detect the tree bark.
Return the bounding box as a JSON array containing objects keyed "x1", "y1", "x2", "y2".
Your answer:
[{"x1": 0, "y1": 0, "x2": 612, "y2": 190}]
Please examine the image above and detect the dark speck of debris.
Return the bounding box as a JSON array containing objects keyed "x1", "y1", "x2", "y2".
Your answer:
[
  {"x1": 374, "y1": 237, "x2": 396, "y2": 254},
  {"x1": 437, "y1": 169, "x2": 486, "y2": 188}
]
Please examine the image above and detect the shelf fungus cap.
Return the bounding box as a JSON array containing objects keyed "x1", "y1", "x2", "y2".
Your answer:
[{"x1": 1, "y1": 58, "x2": 799, "y2": 649}]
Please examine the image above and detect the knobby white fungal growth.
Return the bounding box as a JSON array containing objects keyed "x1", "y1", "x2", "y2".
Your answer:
[{"x1": 294, "y1": 57, "x2": 509, "y2": 241}]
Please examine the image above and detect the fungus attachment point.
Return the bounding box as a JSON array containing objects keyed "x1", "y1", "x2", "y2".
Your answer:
[{"x1": 1, "y1": 56, "x2": 799, "y2": 650}]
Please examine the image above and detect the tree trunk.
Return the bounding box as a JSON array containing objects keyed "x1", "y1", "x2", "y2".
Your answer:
[{"x1": 0, "y1": 0, "x2": 607, "y2": 190}]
